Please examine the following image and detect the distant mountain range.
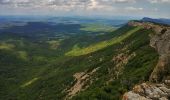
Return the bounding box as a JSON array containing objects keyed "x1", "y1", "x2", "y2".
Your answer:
[{"x1": 142, "y1": 17, "x2": 170, "y2": 25}]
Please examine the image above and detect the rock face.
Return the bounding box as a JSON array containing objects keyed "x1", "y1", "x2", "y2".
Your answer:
[
  {"x1": 149, "y1": 28, "x2": 170, "y2": 82},
  {"x1": 128, "y1": 21, "x2": 170, "y2": 83},
  {"x1": 65, "y1": 68, "x2": 99, "y2": 100},
  {"x1": 123, "y1": 83, "x2": 170, "y2": 100},
  {"x1": 111, "y1": 52, "x2": 136, "y2": 80},
  {"x1": 123, "y1": 21, "x2": 170, "y2": 100}
]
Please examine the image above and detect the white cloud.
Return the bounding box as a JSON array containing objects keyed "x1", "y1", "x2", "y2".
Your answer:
[
  {"x1": 0, "y1": 0, "x2": 136, "y2": 7},
  {"x1": 0, "y1": 0, "x2": 169, "y2": 18},
  {"x1": 114, "y1": 0, "x2": 136, "y2": 3},
  {"x1": 125, "y1": 6, "x2": 143, "y2": 11},
  {"x1": 161, "y1": 0, "x2": 170, "y2": 2},
  {"x1": 148, "y1": 0, "x2": 170, "y2": 3}
]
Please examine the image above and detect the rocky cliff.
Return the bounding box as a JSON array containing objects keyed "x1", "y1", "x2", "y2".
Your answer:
[
  {"x1": 123, "y1": 21, "x2": 170, "y2": 100},
  {"x1": 123, "y1": 83, "x2": 170, "y2": 100}
]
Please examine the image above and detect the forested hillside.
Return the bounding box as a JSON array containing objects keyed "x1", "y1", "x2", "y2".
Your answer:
[{"x1": 0, "y1": 20, "x2": 162, "y2": 100}]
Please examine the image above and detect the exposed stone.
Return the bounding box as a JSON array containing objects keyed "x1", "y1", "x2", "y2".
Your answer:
[
  {"x1": 123, "y1": 21, "x2": 170, "y2": 100},
  {"x1": 111, "y1": 53, "x2": 136, "y2": 80},
  {"x1": 65, "y1": 68, "x2": 99, "y2": 100},
  {"x1": 128, "y1": 21, "x2": 170, "y2": 83},
  {"x1": 122, "y1": 83, "x2": 170, "y2": 100},
  {"x1": 159, "y1": 97, "x2": 168, "y2": 100},
  {"x1": 123, "y1": 91, "x2": 151, "y2": 100},
  {"x1": 165, "y1": 80, "x2": 170, "y2": 85}
]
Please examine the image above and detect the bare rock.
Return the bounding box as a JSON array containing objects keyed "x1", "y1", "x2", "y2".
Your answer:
[
  {"x1": 64, "y1": 68, "x2": 99, "y2": 100},
  {"x1": 123, "y1": 21, "x2": 170, "y2": 100},
  {"x1": 123, "y1": 91, "x2": 151, "y2": 100},
  {"x1": 122, "y1": 83, "x2": 170, "y2": 100},
  {"x1": 128, "y1": 21, "x2": 170, "y2": 83},
  {"x1": 159, "y1": 97, "x2": 168, "y2": 100}
]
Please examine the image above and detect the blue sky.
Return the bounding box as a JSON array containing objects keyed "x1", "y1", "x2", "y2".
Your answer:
[{"x1": 0, "y1": 0, "x2": 170, "y2": 18}]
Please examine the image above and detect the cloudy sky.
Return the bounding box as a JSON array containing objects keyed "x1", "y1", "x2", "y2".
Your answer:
[{"x1": 0, "y1": 0, "x2": 170, "y2": 18}]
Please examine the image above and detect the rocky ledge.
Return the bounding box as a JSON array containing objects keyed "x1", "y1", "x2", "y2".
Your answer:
[
  {"x1": 128, "y1": 21, "x2": 170, "y2": 82},
  {"x1": 123, "y1": 83, "x2": 170, "y2": 100},
  {"x1": 123, "y1": 21, "x2": 170, "y2": 100}
]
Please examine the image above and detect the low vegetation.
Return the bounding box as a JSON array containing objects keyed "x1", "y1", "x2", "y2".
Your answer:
[
  {"x1": 0, "y1": 22, "x2": 159, "y2": 100},
  {"x1": 66, "y1": 27, "x2": 141, "y2": 56},
  {"x1": 80, "y1": 23, "x2": 115, "y2": 32}
]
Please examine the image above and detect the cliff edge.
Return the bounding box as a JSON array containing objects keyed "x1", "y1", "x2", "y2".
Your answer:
[{"x1": 123, "y1": 21, "x2": 170, "y2": 100}]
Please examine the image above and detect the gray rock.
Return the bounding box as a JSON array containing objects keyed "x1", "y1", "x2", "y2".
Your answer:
[
  {"x1": 124, "y1": 21, "x2": 170, "y2": 100},
  {"x1": 122, "y1": 83, "x2": 170, "y2": 100},
  {"x1": 128, "y1": 21, "x2": 170, "y2": 82},
  {"x1": 159, "y1": 97, "x2": 168, "y2": 100}
]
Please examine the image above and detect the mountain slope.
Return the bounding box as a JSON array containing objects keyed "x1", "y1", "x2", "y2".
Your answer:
[
  {"x1": 0, "y1": 20, "x2": 165, "y2": 100},
  {"x1": 70, "y1": 23, "x2": 158, "y2": 100},
  {"x1": 65, "y1": 26, "x2": 141, "y2": 56},
  {"x1": 123, "y1": 21, "x2": 170, "y2": 100}
]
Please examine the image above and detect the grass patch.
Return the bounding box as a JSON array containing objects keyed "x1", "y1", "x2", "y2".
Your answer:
[
  {"x1": 21, "y1": 77, "x2": 39, "y2": 88},
  {"x1": 17, "y1": 51, "x2": 28, "y2": 61},
  {"x1": 80, "y1": 23, "x2": 115, "y2": 32},
  {"x1": 0, "y1": 43, "x2": 15, "y2": 50},
  {"x1": 47, "y1": 40, "x2": 61, "y2": 50},
  {"x1": 66, "y1": 27, "x2": 141, "y2": 56}
]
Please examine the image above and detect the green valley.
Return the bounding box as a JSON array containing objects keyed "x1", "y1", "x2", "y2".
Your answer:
[{"x1": 0, "y1": 17, "x2": 169, "y2": 100}]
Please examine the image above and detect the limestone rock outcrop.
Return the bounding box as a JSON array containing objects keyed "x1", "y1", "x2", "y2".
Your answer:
[
  {"x1": 149, "y1": 28, "x2": 170, "y2": 82},
  {"x1": 123, "y1": 83, "x2": 170, "y2": 100},
  {"x1": 128, "y1": 21, "x2": 170, "y2": 82},
  {"x1": 123, "y1": 21, "x2": 170, "y2": 100}
]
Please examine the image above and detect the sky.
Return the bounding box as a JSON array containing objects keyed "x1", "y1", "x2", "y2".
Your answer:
[{"x1": 0, "y1": 0, "x2": 170, "y2": 18}]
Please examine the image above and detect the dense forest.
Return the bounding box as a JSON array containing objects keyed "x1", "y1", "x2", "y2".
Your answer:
[{"x1": 0, "y1": 18, "x2": 159, "y2": 100}]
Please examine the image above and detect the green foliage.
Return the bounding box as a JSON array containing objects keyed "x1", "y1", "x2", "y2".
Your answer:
[
  {"x1": 0, "y1": 42, "x2": 15, "y2": 50},
  {"x1": 71, "y1": 28, "x2": 158, "y2": 100},
  {"x1": 47, "y1": 40, "x2": 61, "y2": 50},
  {"x1": 0, "y1": 24, "x2": 159, "y2": 100},
  {"x1": 80, "y1": 23, "x2": 115, "y2": 32},
  {"x1": 66, "y1": 27, "x2": 141, "y2": 56}
]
